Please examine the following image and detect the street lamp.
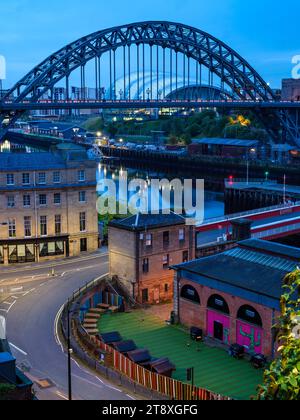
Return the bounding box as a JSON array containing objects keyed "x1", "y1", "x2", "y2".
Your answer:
[
  {"x1": 146, "y1": 88, "x2": 151, "y2": 101},
  {"x1": 67, "y1": 299, "x2": 73, "y2": 401},
  {"x1": 265, "y1": 171, "x2": 270, "y2": 182}
]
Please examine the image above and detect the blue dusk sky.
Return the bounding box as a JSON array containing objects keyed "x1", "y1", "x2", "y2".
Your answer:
[{"x1": 0, "y1": 0, "x2": 299, "y2": 88}]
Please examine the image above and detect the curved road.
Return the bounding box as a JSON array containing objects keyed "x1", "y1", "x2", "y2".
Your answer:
[{"x1": 0, "y1": 253, "x2": 133, "y2": 400}]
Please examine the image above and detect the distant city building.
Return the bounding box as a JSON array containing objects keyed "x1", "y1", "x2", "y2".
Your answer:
[
  {"x1": 28, "y1": 121, "x2": 87, "y2": 140},
  {"x1": 109, "y1": 213, "x2": 195, "y2": 305},
  {"x1": 281, "y1": 78, "x2": 300, "y2": 101},
  {"x1": 188, "y1": 138, "x2": 259, "y2": 159},
  {"x1": 31, "y1": 86, "x2": 100, "y2": 118},
  {"x1": 0, "y1": 145, "x2": 99, "y2": 265},
  {"x1": 172, "y1": 239, "x2": 300, "y2": 357}
]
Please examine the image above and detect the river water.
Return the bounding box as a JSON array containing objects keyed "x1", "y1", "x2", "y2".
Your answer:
[{"x1": 96, "y1": 162, "x2": 224, "y2": 221}]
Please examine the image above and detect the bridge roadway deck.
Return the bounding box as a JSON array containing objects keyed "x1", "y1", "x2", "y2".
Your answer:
[
  {"x1": 1, "y1": 100, "x2": 300, "y2": 111},
  {"x1": 197, "y1": 209, "x2": 300, "y2": 246}
]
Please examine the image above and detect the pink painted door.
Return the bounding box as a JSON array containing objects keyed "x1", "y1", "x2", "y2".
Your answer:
[
  {"x1": 207, "y1": 310, "x2": 230, "y2": 344},
  {"x1": 236, "y1": 320, "x2": 263, "y2": 354}
]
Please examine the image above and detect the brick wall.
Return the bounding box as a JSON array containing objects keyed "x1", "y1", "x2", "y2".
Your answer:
[
  {"x1": 176, "y1": 278, "x2": 280, "y2": 357},
  {"x1": 109, "y1": 224, "x2": 195, "y2": 304}
]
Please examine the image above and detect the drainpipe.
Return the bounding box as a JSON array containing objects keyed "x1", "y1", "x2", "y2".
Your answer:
[
  {"x1": 135, "y1": 230, "x2": 140, "y2": 303},
  {"x1": 33, "y1": 171, "x2": 39, "y2": 262},
  {"x1": 271, "y1": 308, "x2": 276, "y2": 359}
]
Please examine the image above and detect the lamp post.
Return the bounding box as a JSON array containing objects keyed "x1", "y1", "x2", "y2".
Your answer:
[
  {"x1": 265, "y1": 171, "x2": 269, "y2": 183},
  {"x1": 283, "y1": 174, "x2": 287, "y2": 206},
  {"x1": 146, "y1": 88, "x2": 151, "y2": 101},
  {"x1": 67, "y1": 299, "x2": 73, "y2": 401}
]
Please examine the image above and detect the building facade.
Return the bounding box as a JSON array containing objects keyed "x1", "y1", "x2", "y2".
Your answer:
[
  {"x1": 0, "y1": 148, "x2": 99, "y2": 265},
  {"x1": 109, "y1": 214, "x2": 195, "y2": 304},
  {"x1": 172, "y1": 239, "x2": 299, "y2": 358},
  {"x1": 281, "y1": 78, "x2": 300, "y2": 101}
]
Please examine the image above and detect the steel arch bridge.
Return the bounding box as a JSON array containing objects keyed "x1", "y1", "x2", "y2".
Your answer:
[{"x1": 0, "y1": 21, "x2": 299, "y2": 144}]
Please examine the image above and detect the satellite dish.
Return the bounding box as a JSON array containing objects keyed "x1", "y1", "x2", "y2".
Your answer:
[{"x1": 0, "y1": 316, "x2": 6, "y2": 340}]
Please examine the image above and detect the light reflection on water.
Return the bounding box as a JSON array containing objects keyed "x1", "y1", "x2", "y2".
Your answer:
[{"x1": 96, "y1": 163, "x2": 224, "y2": 220}]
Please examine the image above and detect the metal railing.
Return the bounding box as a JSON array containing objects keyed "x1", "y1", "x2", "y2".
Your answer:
[
  {"x1": 200, "y1": 202, "x2": 300, "y2": 227},
  {"x1": 252, "y1": 222, "x2": 300, "y2": 239}
]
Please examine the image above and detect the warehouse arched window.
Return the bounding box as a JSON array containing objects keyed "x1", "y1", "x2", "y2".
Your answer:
[
  {"x1": 207, "y1": 294, "x2": 230, "y2": 315},
  {"x1": 237, "y1": 305, "x2": 263, "y2": 327},
  {"x1": 180, "y1": 285, "x2": 200, "y2": 304}
]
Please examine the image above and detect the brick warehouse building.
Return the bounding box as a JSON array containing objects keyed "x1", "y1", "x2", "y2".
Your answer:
[
  {"x1": 109, "y1": 213, "x2": 195, "y2": 304},
  {"x1": 0, "y1": 145, "x2": 99, "y2": 264},
  {"x1": 172, "y1": 239, "x2": 300, "y2": 358}
]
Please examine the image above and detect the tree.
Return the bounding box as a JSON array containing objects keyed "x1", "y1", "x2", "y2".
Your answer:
[
  {"x1": 168, "y1": 135, "x2": 179, "y2": 145},
  {"x1": 107, "y1": 123, "x2": 118, "y2": 138},
  {"x1": 256, "y1": 270, "x2": 300, "y2": 400},
  {"x1": 0, "y1": 384, "x2": 16, "y2": 401},
  {"x1": 83, "y1": 117, "x2": 105, "y2": 132}
]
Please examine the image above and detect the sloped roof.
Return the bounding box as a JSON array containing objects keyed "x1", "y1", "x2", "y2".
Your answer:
[
  {"x1": 192, "y1": 138, "x2": 259, "y2": 147},
  {"x1": 173, "y1": 239, "x2": 298, "y2": 301},
  {"x1": 109, "y1": 213, "x2": 186, "y2": 232}
]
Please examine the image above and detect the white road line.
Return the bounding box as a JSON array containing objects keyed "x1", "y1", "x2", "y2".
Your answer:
[
  {"x1": 52, "y1": 273, "x2": 129, "y2": 396},
  {"x1": 7, "y1": 300, "x2": 17, "y2": 312},
  {"x1": 0, "y1": 309, "x2": 8, "y2": 313},
  {"x1": 10, "y1": 287, "x2": 23, "y2": 292},
  {"x1": 71, "y1": 374, "x2": 104, "y2": 389},
  {"x1": 56, "y1": 391, "x2": 69, "y2": 401},
  {"x1": 9, "y1": 342, "x2": 28, "y2": 356},
  {"x1": 54, "y1": 303, "x2": 65, "y2": 350},
  {"x1": 0, "y1": 253, "x2": 109, "y2": 275},
  {"x1": 106, "y1": 385, "x2": 123, "y2": 393}
]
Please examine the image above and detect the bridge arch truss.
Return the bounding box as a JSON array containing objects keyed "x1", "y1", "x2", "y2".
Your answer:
[{"x1": 0, "y1": 21, "x2": 299, "y2": 144}]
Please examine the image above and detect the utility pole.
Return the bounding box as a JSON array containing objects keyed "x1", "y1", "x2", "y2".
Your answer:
[
  {"x1": 246, "y1": 159, "x2": 249, "y2": 186},
  {"x1": 67, "y1": 300, "x2": 73, "y2": 401}
]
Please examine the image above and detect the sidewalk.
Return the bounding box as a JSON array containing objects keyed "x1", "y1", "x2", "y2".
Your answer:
[{"x1": 0, "y1": 248, "x2": 108, "y2": 275}]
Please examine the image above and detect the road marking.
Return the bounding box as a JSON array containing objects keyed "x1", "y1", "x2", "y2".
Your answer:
[
  {"x1": 0, "y1": 253, "x2": 109, "y2": 275},
  {"x1": 1, "y1": 300, "x2": 17, "y2": 312},
  {"x1": 71, "y1": 358, "x2": 81, "y2": 368},
  {"x1": 10, "y1": 287, "x2": 23, "y2": 292},
  {"x1": 9, "y1": 342, "x2": 28, "y2": 356},
  {"x1": 52, "y1": 273, "x2": 131, "y2": 396},
  {"x1": 0, "y1": 309, "x2": 8, "y2": 313},
  {"x1": 7, "y1": 300, "x2": 17, "y2": 312},
  {"x1": 54, "y1": 303, "x2": 65, "y2": 350},
  {"x1": 56, "y1": 391, "x2": 69, "y2": 400},
  {"x1": 71, "y1": 374, "x2": 104, "y2": 389}
]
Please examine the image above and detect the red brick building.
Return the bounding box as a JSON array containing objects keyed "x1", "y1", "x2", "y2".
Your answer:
[
  {"x1": 172, "y1": 239, "x2": 299, "y2": 358},
  {"x1": 109, "y1": 213, "x2": 195, "y2": 304}
]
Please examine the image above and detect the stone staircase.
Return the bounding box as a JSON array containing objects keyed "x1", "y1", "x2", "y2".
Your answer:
[{"x1": 82, "y1": 304, "x2": 110, "y2": 336}]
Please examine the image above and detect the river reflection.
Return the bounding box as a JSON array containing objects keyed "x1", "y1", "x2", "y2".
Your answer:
[{"x1": 96, "y1": 163, "x2": 224, "y2": 221}]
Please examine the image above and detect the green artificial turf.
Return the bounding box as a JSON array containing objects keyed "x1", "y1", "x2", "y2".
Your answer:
[{"x1": 99, "y1": 310, "x2": 263, "y2": 400}]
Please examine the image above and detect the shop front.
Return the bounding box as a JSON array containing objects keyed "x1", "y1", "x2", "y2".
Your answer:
[{"x1": 0, "y1": 236, "x2": 69, "y2": 265}]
